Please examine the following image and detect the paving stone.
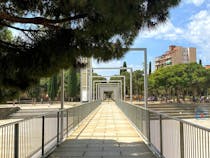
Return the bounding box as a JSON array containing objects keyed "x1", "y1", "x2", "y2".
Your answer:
[
  {"x1": 53, "y1": 151, "x2": 84, "y2": 157},
  {"x1": 49, "y1": 102, "x2": 155, "y2": 158},
  {"x1": 85, "y1": 151, "x2": 121, "y2": 157}
]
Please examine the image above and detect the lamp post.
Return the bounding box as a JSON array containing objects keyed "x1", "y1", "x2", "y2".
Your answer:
[{"x1": 60, "y1": 69, "x2": 64, "y2": 141}]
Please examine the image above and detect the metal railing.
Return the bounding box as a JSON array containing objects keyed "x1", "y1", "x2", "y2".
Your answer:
[
  {"x1": 0, "y1": 101, "x2": 101, "y2": 158},
  {"x1": 116, "y1": 101, "x2": 210, "y2": 158}
]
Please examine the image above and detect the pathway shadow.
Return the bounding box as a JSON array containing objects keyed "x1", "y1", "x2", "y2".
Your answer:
[{"x1": 48, "y1": 138, "x2": 156, "y2": 158}]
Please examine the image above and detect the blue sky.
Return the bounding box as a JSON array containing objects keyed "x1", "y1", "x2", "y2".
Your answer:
[{"x1": 93, "y1": 0, "x2": 210, "y2": 76}]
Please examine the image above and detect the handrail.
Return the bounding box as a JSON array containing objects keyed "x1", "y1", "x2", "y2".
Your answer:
[
  {"x1": 0, "y1": 100, "x2": 101, "y2": 158},
  {"x1": 0, "y1": 101, "x2": 96, "y2": 128},
  {"x1": 116, "y1": 100, "x2": 210, "y2": 158},
  {"x1": 123, "y1": 101, "x2": 210, "y2": 132}
]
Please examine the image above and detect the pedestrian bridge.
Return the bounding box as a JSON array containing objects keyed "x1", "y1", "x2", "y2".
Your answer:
[
  {"x1": 0, "y1": 100, "x2": 210, "y2": 158},
  {"x1": 50, "y1": 101, "x2": 155, "y2": 158}
]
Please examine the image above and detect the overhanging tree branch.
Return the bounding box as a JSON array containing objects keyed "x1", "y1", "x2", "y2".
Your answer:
[
  {"x1": 0, "y1": 39, "x2": 27, "y2": 52},
  {"x1": 0, "y1": 21, "x2": 40, "y2": 32},
  {"x1": 0, "y1": 12, "x2": 88, "y2": 27},
  {"x1": 0, "y1": 0, "x2": 182, "y2": 97}
]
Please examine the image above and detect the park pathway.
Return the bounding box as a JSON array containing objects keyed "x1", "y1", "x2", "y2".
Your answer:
[{"x1": 49, "y1": 101, "x2": 156, "y2": 158}]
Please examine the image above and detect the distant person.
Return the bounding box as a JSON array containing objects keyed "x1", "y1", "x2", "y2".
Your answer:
[
  {"x1": 45, "y1": 94, "x2": 49, "y2": 102},
  {"x1": 49, "y1": 98, "x2": 51, "y2": 106},
  {"x1": 200, "y1": 96, "x2": 205, "y2": 103},
  {"x1": 41, "y1": 98, "x2": 43, "y2": 104},
  {"x1": 206, "y1": 96, "x2": 209, "y2": 103},
  {"x1": 192, "y1": 96, "x2": 196, "y2": 103}
]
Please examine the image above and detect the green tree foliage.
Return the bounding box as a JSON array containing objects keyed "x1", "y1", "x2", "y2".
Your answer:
[
  {"x1": 110, "y1": 70, "x2": 144, "y2": 100},
  {"x1": 76, "y1": 72, "x2": 80, "y2": 99},
  {"x1": 133, "y1": 70, "x2": 144, "y2": 96},
  {"x1": 199, "y1": 59, "x2": 202, "y2": 65},
  {"x1": 40, "y1": 78, "x2": 49, "y2": 96},
  {"x1": 27, "y1": 85, "x2": 40, "y2": 100},
  {"x1": 0, "y1": 28, "x2": 20, "y2": 103},
  {"x1": 0, "y1": 29, "x2": 12, "y2": 41},
  {"x1": 0, "y1": 88, "x2": 19, "y2": 103},
  {"x1": 120, "y1": 71, "x2": 130, "y2": 95},
  {"x1": 67, "y1": 67, "x2": 78, "y2": 100},
  {"x1": 92, "y1": 73, "x2": 106, "y2": 82},
  {"x1": 48, "y1": 74, "x2": 58, "y2": 101},
  {"x1": 120, "y1": 61, "x2": 127, "y2": 74},
  {"x1": 149, "y1": 61, "x2": 152, "y2": 75},
  {"x1": 0, "y1": 0, "x2": 181, "y2": 91},
  {"x1": 149, "y1": 63, "x2": 209, "y2": 102}
]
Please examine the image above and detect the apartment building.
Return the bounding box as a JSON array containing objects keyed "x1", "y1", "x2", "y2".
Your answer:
[
  {"x1": 205, "y1": 65, "x2": 210, "y2": 69},
  {"x1": 155, "y1": 45, "x2": 196, "y2": 69}
]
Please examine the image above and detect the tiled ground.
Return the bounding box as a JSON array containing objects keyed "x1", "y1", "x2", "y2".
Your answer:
[{"x1": 49, "y1": 102, "x2": 156, "y2": 158}]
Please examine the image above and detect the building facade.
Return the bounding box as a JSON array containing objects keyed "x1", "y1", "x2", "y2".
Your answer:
[
  {"x1": 205, "y1": 65, "x2": 210, "y2": 69},
  {"x1": 155, "y1": 45, "x2": 196, "y2": 69}
]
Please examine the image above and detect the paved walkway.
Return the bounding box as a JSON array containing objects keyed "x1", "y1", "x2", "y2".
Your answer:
[{"x1": 49, "y1": 102, "x2": 156, "y2": 158}]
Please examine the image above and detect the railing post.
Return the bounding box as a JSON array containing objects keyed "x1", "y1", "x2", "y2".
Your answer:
[
  {"x1": 14, "y1": 123, "x2": 19, "y2": 158},
  {"x1": 159, "y1": 115, "x2": 163, "y2": 157},
  {"x1": 60, "y1": 111, "x2": 64, "y2": 141},
  {"x1": 147, "y1": 111, "x2": 151, "y2": 144},
  {"x1": 57, "y1": 112, "x2": 60, "y2": 146},
  {"x1": 77, "y1": 108, "x2": 79, "y2": 126},
  {"x1": 60, "y1": 69, "x2": 64, "y2": 141},
  {"x1": 73, "y1": 108, "x2": 76, "y2": 128},
  {"x1": 41, "y1": 116, "x2": 45, "y2": 157},
  {"x1": 135, "y1": 107, "x2": 138, "y2": 127},
  {"x1": 180, "y1": 122, "x2": 184, "y2": 158},
  {"x1": 66, "y1": 110, "x2": 69, "y2": 137}
]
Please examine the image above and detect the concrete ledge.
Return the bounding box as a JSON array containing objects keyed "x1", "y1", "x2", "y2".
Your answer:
[{"x1": 0, "y1": 107, "x2": 20, "y2": 119}]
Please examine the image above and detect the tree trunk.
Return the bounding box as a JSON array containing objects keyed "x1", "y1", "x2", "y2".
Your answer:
[{"x1": 176, "y1": 89, "x2": 180, "y2": 103}]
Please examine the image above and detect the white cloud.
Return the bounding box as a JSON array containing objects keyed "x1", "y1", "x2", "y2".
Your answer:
[
  {"x1": 186, "y1": 10, "x2": 210, "y2": 45},
  {"x1": 92, "y1": 60, "x2": 142, "y2": 76},
  {"x1": 92, "y1": 60, "x2": 123, "y2": 76},
  {"x1": 185, "y1": 0, "x2": 205, "y2": 6},
  {"x1": 141, "y1": 20, "x2": 184, "y2": 40},
  {"x1": 92, "y1": 8, "x2": 210, "y2": 70},
  {"x1": 185, "y1": 10, "x2": 210, "y2": 62},
  {"x1": 92, "y1": 59, "x2": 122, "y2": 68},
  {"x1": 127, "y1": 64, "x2": 143, "y2": 71},
  {"x1": 140, "y1": 9, "x2": 210, "y2": 65}
]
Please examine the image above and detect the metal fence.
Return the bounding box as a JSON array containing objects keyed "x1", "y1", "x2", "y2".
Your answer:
[
  {"x1": 116, "y1": 101, "x2": 210, "y2": 158},
  {"x1": 0, "y1": 101, "x2": 101, "y2": 158}
]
